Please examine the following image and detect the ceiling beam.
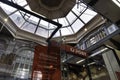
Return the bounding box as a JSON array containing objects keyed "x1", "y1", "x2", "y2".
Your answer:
[{"x1": 0, "y1": 0, "x2": 62, "y2": 42}]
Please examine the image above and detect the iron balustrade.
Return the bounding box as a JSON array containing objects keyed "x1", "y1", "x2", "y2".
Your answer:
[{"x1": 77, "y1": 24, "x2": 119, "y2": 50}]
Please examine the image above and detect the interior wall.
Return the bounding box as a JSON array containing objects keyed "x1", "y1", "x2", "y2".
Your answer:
[{"x1": 0, "y1": 33, "x2": 37, "y2": 80}]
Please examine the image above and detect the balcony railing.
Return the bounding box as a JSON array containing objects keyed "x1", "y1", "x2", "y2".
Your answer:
[{"x1": 77, "y1": 24, "x2": 119, "y2": 51}]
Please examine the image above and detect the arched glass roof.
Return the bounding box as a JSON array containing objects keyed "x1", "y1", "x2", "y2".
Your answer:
[{"x1": 0, "y1": 0, "x2": 97, "y2": 38}]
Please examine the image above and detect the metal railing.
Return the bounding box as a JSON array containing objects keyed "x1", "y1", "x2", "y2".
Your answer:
[{"x1": 77, "y1": 24, "x2": 119, "y2": 51}]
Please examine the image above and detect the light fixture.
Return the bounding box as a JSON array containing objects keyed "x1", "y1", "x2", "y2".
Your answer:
[
  {"x1": 112, "y1": 0, "x2": 120, "y2": 7},
  {"x1": 4, "y1": 18, "x2": 8, "y2": 22},
  {"x1": 83, "y1": 65, "x2": 85, "y2": 67},
  {"x1": 89, "y1": 48, "x2": 108, "y2": 58},
  {"x1": 84, "y1": 28, "x2": 87, "y2": 31},
  {"x1": 88, "y1": 62, "x2": 96, "y2": 65},
  {"x1": 76, "y1": 59, "x2": 85, "y2": 64}
]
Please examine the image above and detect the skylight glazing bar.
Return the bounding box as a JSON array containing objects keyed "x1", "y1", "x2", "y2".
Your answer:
[
  {"x1": 19, "y1": 11, "x2": 28, "y2": 21},
  {"x1": 78, "y1": 6, "x2": 88, "y2": 16},
  {"x1": 34, "y1": 19, "x2": 41, "y2": 34},
  {"x1": 19, "y1": 21, "x2": 26, "y2": 28},
  {"x1": 0, "y1": 0, "x2": 61, "y2": 26},
  {"x1": 0, "y1": 0, "x2": 62, "y2": 42},
  {"x1": 65, "y1": 17, "x2": 75, "y2": 33},
  {"x1": 8, "y1": 9, "x2": 19, "y2": 16},
  {"x1": 71, "y1": 10, "x2": 85, "y2": 24}
]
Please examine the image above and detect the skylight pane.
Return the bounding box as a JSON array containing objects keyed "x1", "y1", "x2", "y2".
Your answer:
[
  {"x1": 61, "y1": 27, "x2": 74, "y2": 36},
  {"x1": 10, "y1": 11, "x2": 25, "y2": 28},
  {"x1": 0, "y1": 2, "x2": 17, "y2": 15},
  {"x1": 72, "y1": 3, "x2": 86, "y2": 16},
  {"x1": 58, "y1": 18, "x2": 69, "y2": 26},
  {"x1": 19, "y1": 11, "x2": 26, "y2": 16},
  {"x1": 13, "y1": 0, "x2": 27, "y2": 6},
  {"x1": 49, "y1": 23, "x2": 57, "y2": 30},
  {"x1": 24, "y1": 5, "x2": 31, "y2": 11},
  {"x1": 0, "y1": 0, "x2": 98, "y2": 38},
  {"x1": 22, "y1": 22, "x2": 36, "y2": 33},
  {"x1": 85, "y1": 9, "x2": 97, "y2": 16},
  {"x1": 66, "y1": 11, "x2": 77, "y2": 23},
  {"x1": 80, "y1": 14, "x2": 93, "y2": 23},
  {"x1": 19, "y1": 11, "x2": 31, "y2": 21},
  {"x1": 80, "y1": 9, "x2": 97, "y2": 23},
  {"x1": 71, "y1": 19, "x2": 84, "y2": 32},
  {"x1": 78, "y1": 3, "x2": 87, "y2": 8},
  {"x1": 36, "y1": 27, "x2": 48, "y2": 38},
  {"x1": 53, "y1": 19, "x2": 57, "y2": 22},
  {"x1": 48, "y1": 30, "x2": 54, "y2": 37},
  {"x1": 39, "y1": 20, "x2": 49, "y2": 29},
  {"x1": 24, "y1": 13, "x2": 31, "y2": 20},
  {"x1": 48, "y1": 30, "x2": 61, "y2": 38},
  {"x1": 28, "y1": 15, "x2": 39, "y2": 24}
]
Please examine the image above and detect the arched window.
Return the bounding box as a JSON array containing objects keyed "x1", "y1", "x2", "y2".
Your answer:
[{"x1": 12, "y1": 47, "x2": 34, "y2": 79}]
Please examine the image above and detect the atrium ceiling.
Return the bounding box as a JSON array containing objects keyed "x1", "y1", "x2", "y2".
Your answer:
[
  {"x1": 0, "y1": 0, "x2": 105, "y2": 44},
  {"x1": 0, "y1": 0, "x2": 97, "y2": 41}
]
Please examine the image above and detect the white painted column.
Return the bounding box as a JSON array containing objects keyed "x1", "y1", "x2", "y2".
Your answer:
[{"x1": 102, "y1": 50, "x2": 120, "y2": 80}]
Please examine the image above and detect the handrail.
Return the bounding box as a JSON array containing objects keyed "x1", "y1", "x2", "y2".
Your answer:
[{"x1": 77, "y1": 24, "x2": 119, "y2": 51}]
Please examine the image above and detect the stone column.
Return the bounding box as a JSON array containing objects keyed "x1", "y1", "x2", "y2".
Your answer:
[{"x1": 102, "y1": 50, "x2": 120, "y2": 80}]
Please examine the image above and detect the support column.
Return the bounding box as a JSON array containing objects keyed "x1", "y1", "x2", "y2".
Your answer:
[{"x1": 102, "y1": 49, "x2": 120, "y2": 80}]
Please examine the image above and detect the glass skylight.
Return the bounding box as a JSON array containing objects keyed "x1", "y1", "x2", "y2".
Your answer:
[
  {"x1": 72, "y1": 19, "x2": 84, "y2": 32},
  {"x1": 0, "y1": 0, "x2": 97, "y2": 38},
  {"x1": 9, "y1": 11, "x2": 25, "y2": 27}
]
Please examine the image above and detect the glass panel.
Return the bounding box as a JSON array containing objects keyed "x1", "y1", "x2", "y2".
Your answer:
[
  {"x1": 0, "y1": 0, "x2": 97, "y2": 38},
  {"x1": 53, "y1": 19, "x2": 58, "y2": 22},
  {"x1": 36, "y1": 27, "x2": 48, "y2": 38},
  {"x1": 66, "y1": 11, "x2": 77, "y2": 23},
  {"x1": 19, "y1": 11, "x2": 26, "y2": 16},
  {"x1": 10, "y1": 11, "x2": 25, "y2": 28},
  {"x1": 22, "y1": 22, "x2": 36, "y2": 33},
  {"x1": 85, "y1": 8, "x2": 97, "y2": 15},
  {"x1": 78, "y1": 3, "x2": 87, "y2": 8},
  {"x1": 13, "y1": 0, "x2": 27, "y2": 6},
  {"x1": 107, "y1": 24, "x2": 118, "y2": 34},
  {"x1": 71, "y1": 19, "x2": 84, "y2": 32},
  {"x1": 0, "y1": 2, "x2": 17, "y2": 15},
  {"x1": 49, "y1": 23, "x2": 57, "y2": 30},
  {"x1": 80, "y1": 9, "x2": 97, "y2": 23},
  {"x1": 15, "y1": 68, "x2": 29, "y2": 79},
  {"x1": 25, "y1": 64, "x2": 28, "y2": 69},
  {"x1": 48, "y1": 29, "x2": 53, "y2": 37},
  {"x1": 20, "y1": 63, "x2": 24, "y2": 68},
  {"x1": 58, "y1": 18, "x2": 69, "y2": 26},
  {"x1": 24, "y1": 13, "x2": 31, "y2": 20},
  {"x1": 14, "y1": 63, "x2": 19, "y2": 70},
  {"x1": 51, "y1": 30, "x2": 60, "y2": 37},
  {"x1": 24, "y1": 5, "x2": 31, "y2": 11},
  {"x1": 39, "y1": 20, "x2": 49, "y2": 29},
  {"x1": 61, "y1": 27, "x2": 74, "y2": 36},
  {"x1": 28, "y1": 15, "x2": 39, "y2": 25},
  {"x1": 72, "y1": 3, "x2": 86, "y2": 16}
]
